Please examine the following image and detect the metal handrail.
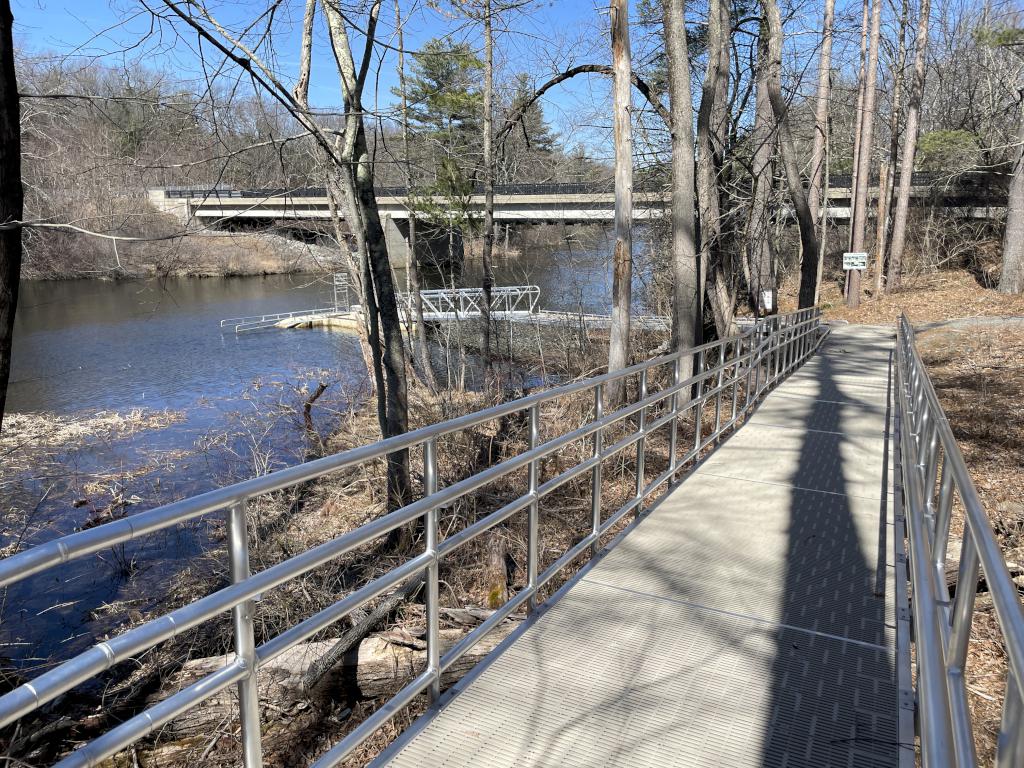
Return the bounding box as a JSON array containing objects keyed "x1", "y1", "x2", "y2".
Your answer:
[
  {"x1": 0, "y1": 308, "x2": 823, "y2": 767},
  {"x1": 220, "y1": 306, "x2": 339, "y2": 331},
  {"x1": 895, "y1": 314, "x2": 1024, "y2": 767}
]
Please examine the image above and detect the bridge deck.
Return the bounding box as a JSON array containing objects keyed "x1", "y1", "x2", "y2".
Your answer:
[{"x1": 375, "y1": 325, "x2": 908, "y2": 768}]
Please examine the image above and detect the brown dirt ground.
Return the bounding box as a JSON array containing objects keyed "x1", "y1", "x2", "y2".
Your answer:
[{"x1": 795, "y1": 269, "x2": 1024, "y2": 325}]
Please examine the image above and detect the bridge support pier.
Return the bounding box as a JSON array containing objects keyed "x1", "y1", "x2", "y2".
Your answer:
[{"x1": 384, "y1": 215, "x2": 465, "y2": 276}]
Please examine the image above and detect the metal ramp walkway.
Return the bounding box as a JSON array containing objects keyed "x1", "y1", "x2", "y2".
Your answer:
[
  {"x1": 4, "y1": 312, "x2": 1023, "y2": 767},
  {"x1": 375, "y1": 325, "x2": 906, "y2": 768}
]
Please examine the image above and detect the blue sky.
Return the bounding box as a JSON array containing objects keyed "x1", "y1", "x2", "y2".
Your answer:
[{"x1": 12, "y1": 0, "x2": 622, "y2": 154}]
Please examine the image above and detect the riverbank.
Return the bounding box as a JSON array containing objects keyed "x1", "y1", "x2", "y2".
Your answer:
[{"x1": 21, "y1": 227, "x2": 337, "y2": 280}]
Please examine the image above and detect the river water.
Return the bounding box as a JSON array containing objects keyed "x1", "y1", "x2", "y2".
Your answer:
[{"x1": 1, "y1": 227, "x2": 656, "y2": 665}]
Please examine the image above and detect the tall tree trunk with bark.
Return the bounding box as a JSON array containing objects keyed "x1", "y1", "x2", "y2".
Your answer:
[
  {"x1": 998, "y1": 100, "x2": 1024, "y2": 293},
  {"x1": 662, "y1": 0, "x2": 700, "y2": 358},
  {"x1": 395, "y1": 0, "x2": 436, "y2": 391},
  {"x1": 848, "y1": 0, "x2": 883, "y2": 307},
  {"x1": 761, "y1": 0, "x2": 821, "y2": 308},
  {"x1": 748, "y1": 17, "x2": 776, "y2": 317},
  {"x1": 888, "y1": 0, "x2": 931, "y2": 291},
  {"x1": 480, "y1": 0, "x2": 495, "y2": 374},
  {"x1": 320, "y1": 0, "x2": 410, "y2": 509},
  {"x1": 606, "y1": 0, "x2": 634, "y2": 405},
  {"x1": 0, "y1": 0, "x2": 21, "y2": 431},
  {"x1": 875, "y1": 0, "x2": 909, "y2": 295},
  {"x1": 808, "y1": 0, "x2": 835, "y2": 239},
  {"x1": 849, "y1": 0, "x2": 870, "y2": 253},
  {"x1": 697, "y1": 0, "x2": 733, "y2": 336}
]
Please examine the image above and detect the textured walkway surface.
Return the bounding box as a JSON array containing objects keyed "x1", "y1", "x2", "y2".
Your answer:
[{"x1": 377, "y1": 325, "x2": 906, "y2": 768}]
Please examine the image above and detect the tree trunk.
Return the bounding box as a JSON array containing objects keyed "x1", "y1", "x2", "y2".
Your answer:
[
  {"x1": 888, "y1": 0, "x2": 932, "y2": 292},
  {"x1": 696, "y1": 0, "x2": 730, "y2": 335},
  {"x1": 761, "y1": 0, "x2": 821, "y2": 309},
  {"x1": 0, "y1": 0, "x2": 21, "y2": 431},
  {"x1": 395, "y1": 0, "x2": 436, "y2": 391},
  {"x1": 748, "y1": 17, "x2": 776, "y2": 317},
  {"x1": 321, "y1": 0, "x2": 410, "y2": 510},
  {"x1": 606, "y1": 0, "x2": 634, "y2": 406},
  {"x1": 662, "y1": 0, "x2": 700, "y2": 362},
  {"x1": 999, "y1": 102, "x2": 1024, "y2": 294},
  {"x1": 849, "y1": 0, "x2": 870, "y2": 254},
  {"x1": 480, "y1": 0, "x2": 495, "y2": 375},
  {"x1": 848, "y1": 0, "x2": 883, "y2": 307},
  {"x1": 807, "y1": 0, "x2": 835, "y2": 239},
  {"x1": 874, "y1": 0, "x2": 909, "y2": 295}
]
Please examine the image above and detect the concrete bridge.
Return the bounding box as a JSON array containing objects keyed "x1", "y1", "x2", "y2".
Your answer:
[
  {"x1": 2, "y1": 311, "x2": 1022, "y2": 767},
  {"x1": 148, "y1": 173, "x2": 1007, "y2": 229}
]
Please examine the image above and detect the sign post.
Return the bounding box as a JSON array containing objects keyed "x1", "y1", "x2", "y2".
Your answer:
[{"x1": 843, "y1": 252, "x2": 867, "y2": 308}]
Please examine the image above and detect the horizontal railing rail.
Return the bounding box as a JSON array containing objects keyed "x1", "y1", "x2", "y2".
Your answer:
[
  {"x1": 0, "y1": 308, "x2": 823, "y2": 767},
  {"x1": 895, "y1": 313, "x2": 1024, "y2": 767},
  {"x1": 158, "y1": 172, "x2": 1006, "y2": 201},
  {"x1": 220, "y1": 306, "x2": 339, "y2": 332}
]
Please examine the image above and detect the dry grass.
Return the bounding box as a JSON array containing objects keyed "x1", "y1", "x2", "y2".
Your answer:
[
  {"x1": 62, "y1": 349, "x2": 748, "y2": 767},
  {"x1": 779, "y1": 269, "x2": 1024, "y2": 326}
]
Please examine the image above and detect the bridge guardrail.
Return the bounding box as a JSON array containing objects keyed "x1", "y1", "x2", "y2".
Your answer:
[
  {"x1": 158, "y1": 171, "x2": 1007, "y2": 201},
  {"x1": 0, "y1": 308, "x2": 823, "y2": 767},
  {"x1": 895, "y1": 314, "x2": 1024, "y2": 767}
]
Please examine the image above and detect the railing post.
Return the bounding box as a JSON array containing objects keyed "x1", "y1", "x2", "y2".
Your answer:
[
  {"x1": 934, "y1": 455, "x2": 955, "y2": 571},
  {"x1": 743, "y1": 332, "x2": 755, "y2": 413},
  {"x1": 527, "y1": 404, "x2": 540, "y2": 613},
  {"x1": 730, "y1": 337, "x2": 741, "y2": 423},
  {"x1": 591, "y1": 383, "x2": 604, "y2": 556},
  {"x1": 693, "y1": 350, "x2": 705, "y2": 452},
  {"x1": 669, "y1": 356, "x2": 681, "y2": 475},
  {"x1": 752, "y1": 329, "x2": 763, "y2": 402},
  {"x1": 228, "y1": 500, "x2": 263, "y2": 768},
  {"x1": 424, "y1": 438, "x2": 441, "y2": 702},
  {"x1": 636, "y1": 370, "x2": 648, "y2": 503},
  {"x1": 714, "y1": 343, "x2": 726, "y2": 436}
]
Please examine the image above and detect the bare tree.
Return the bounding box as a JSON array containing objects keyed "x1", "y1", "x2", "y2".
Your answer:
[
  {"x1": 480, "y1": 0, "x2": 496, "y2": 374},
  {"x1": 697, "y1": 0, "x2": 732, "y2": 335},
  {"x1": 748, "y1": 16, "x2": 777, "y2": 317},
  {"x1": 395, "y1": 0, "x2": 436, "y2": 391},
  {"x1": 848, "y1": 0, "x2": 883, "y2": 307},
  {"x1": 888, "y1": 0, "x2": 932, "y2": 291},
  {"x1": 157, "y1": 0, "x2": 411, "y2": 508},
  {"x1": 849, "y1": 0, "x2": 870, "y2": 253},
  {"x1": 808, "y1": 0, "x2": 836, "y2": 239},
  {"x1": 874, "y1": 0, "x2": 910, "y2": 294},
  {"x1": 999, "y1": 97, "x2": 1024, "y2": 293},
  {"x1": 606, "y1": 0, "x2": 634, "y2": 405},
  {"x1": 662, "y1": 0, "x2": 700, "y2": 358},
  {"x1": 0, "y1": 0, "x2": 20, "y2": 430},
  {"x1": 761, "y1": 0, "x2": 821, "y2": 309}
]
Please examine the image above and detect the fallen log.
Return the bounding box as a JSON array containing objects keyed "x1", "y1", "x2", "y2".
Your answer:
[{"x1": 150, "y1": 619, "x2": 521, "y2": 739}]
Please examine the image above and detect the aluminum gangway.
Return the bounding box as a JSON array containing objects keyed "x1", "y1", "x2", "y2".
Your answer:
[
  {"x1": 2, "y1": 311, "x2": 1023, "y2": 767},
  {"x1": 219, "y1": 284, "x2": 540, "y2": 333}
]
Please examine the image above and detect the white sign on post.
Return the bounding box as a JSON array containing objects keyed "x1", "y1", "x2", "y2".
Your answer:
[{"x1": 843, "y1": 252, "x2": 868, "y2": 270}]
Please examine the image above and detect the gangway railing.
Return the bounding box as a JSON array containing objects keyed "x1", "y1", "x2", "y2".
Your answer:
[
  {"x1": 403, "y1": 285, "x2": 540, "y2": 319},
  {"x1": 0, "y1": 308, "x2": 822, "y2": 767},
  {"x1": 895, "y1": 314, "x2": 1024, "y2": 767},
  {"x1": 220, "y1": 306, "x2": 339, "y2": 333}
]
